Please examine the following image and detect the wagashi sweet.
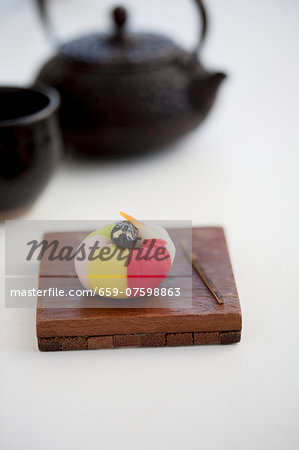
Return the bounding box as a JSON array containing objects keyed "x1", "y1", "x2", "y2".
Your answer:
[{"x1": 75, "y1": 212, "x2": 175, "y2": 298}]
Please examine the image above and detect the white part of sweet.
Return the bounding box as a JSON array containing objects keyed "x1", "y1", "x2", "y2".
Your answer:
[
  {"x1": 138, "y1": 223, "x2": 176, "y2": 264},
  {"x1": 74, "y1": 234, "x2": 111, "y2": 290}
]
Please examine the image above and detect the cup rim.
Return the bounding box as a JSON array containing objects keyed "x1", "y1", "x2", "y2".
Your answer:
[{"x1": 0, "y1": 83, "x2": 60, "y2": 128}]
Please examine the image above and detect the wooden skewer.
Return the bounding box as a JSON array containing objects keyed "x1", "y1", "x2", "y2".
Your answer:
[{"x1": 181, "y1": 240, "x2": 224, "y2": 305}]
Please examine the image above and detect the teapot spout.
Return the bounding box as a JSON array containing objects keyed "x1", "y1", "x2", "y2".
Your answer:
[{"x1": 189, "y1": 71, "x2": 226, "y2": 116}]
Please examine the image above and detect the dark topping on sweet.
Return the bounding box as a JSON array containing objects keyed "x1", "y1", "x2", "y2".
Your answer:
[{"x1": 110, "y1": 221, "x2": 138, "y2": 249}]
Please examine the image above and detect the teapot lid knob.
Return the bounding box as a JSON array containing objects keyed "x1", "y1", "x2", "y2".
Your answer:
[{"x1": 112, "y1": 6, "x2": 127, "y2": 33}]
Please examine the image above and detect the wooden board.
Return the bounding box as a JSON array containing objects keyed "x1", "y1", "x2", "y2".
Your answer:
[{"x1": 36, "y1": 227, "x2": 242, "y2": 351}]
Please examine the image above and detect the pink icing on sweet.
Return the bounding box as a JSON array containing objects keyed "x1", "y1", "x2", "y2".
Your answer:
[{"x1": 127, "y1": 239, "x2": 171, "y2": 290}]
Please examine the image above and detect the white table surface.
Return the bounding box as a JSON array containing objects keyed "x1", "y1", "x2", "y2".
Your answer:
[{"x1": 1, "y1": 1, "x2": 298, "y2": 449}]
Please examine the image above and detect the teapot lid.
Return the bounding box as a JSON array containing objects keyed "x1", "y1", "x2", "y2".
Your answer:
[{"x1": 58, "y1": 7, "x2": 185, "y2": 71}]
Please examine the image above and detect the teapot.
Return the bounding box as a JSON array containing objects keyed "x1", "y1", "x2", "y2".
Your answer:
[{"x1": 36, "y1": 0, "x2": 226, "y2": 157}]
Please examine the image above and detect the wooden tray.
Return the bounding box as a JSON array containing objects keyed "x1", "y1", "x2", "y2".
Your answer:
[{"x1": 36, "y1": 227, "x2": 242, "y2": 351}]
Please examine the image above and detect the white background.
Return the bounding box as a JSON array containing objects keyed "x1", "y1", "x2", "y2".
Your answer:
[{"x1": 0, "y1": 1, "x2": 298, "y2": 449}]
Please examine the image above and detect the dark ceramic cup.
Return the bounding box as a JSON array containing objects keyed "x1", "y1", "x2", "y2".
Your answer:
[{"x1": 0, "y1": 84, "x2": 62, "y2": 219}]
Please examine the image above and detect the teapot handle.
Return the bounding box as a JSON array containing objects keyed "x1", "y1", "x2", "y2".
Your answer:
[
  {"x1": 193, "y1": 0, "x2": 208, "y2": 55},
  {"x1": 36, "y1": 0, "x2": 57, "y2": 44},
  {"x1": 36, "y1": 0, "x2": 208, "y2": 54}
]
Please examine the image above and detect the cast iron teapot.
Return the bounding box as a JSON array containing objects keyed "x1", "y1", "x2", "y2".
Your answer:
[{"x1": 36, "y1": 0, "x2": 226, "y2": 157}]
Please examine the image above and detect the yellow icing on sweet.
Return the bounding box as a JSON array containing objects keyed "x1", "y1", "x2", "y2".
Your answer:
[{"x1": 87, "y1": 245, "x2": 128, "y2": 298}]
